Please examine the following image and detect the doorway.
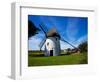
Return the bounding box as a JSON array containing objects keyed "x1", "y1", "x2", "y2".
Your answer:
[{"x1": 50, "y1": 50, "x2": 53, "y2": 56}]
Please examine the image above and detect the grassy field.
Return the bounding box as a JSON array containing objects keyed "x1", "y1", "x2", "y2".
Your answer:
[{"x1": 28, "y1": 51, "x2": 88, "y2": 66}]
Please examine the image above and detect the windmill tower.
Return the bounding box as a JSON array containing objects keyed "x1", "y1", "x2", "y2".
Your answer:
[
  {"x1": 39, "y1": 23, "x2": 60, "y2": 56},
  {"x1": 39, "y1": 22, "x2": 77, "y2": 56},
  {"x1": 45, "y1": 28, "x2": 61, "y2": 56}
]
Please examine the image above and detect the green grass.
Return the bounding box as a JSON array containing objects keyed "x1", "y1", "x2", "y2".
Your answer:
[{"x1": 28, "y1": 52, "x2": 88, "y2": 66}]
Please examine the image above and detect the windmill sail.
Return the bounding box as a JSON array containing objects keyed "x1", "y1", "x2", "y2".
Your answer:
[
  {"x1": 41, "y1": 22, "x2": 48, "y2": 32},
  {"x1": 39, "y1": 37, "x2": 46, "y2": 50},
  {"x1": 39, "y1": 22, "x2": 49, "y2": 51},
  {"x1": 39, "y1": 24, "x2": 47, "y2": 37},
  {"x1": 61, "y1": 37, "x2": 77, "y2": 49}
]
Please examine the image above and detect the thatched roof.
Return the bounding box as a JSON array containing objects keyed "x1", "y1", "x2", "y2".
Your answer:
[{"x1": 47, "y1": 28, "x2": 60, "y2": 38}]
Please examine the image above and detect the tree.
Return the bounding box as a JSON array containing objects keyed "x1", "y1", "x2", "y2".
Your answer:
[
  {"x1": 66, "y1": 48, "x2": 71, "y2": 55},
  {"x1": 28, "y1": 20, "x2": 40, "y2": 39},
  {"x1": 78, "y1": 41, "x2": 87, "y2": 52}
]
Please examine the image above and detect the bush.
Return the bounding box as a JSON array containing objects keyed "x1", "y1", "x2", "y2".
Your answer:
[{"x1": 78, "y1": 41, "x2": 88, "y2": 53}]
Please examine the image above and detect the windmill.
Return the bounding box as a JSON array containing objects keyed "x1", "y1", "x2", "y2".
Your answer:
[{"x1": 39, "y1": 19, "x2": 78, "y2": 56}]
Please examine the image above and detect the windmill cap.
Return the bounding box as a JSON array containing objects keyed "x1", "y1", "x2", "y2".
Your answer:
[{"x1": 47, "y1": 28, "x2": 60, "y2": 38}]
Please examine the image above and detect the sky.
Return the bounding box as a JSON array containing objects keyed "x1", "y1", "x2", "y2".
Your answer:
[{"x1": 28, "y1": 15, "x2": 88, "y2": 50}]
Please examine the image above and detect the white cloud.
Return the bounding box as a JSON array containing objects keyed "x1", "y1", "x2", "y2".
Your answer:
[{"x1": 28, "y1": 35, "x2": 42, "y2": 50}]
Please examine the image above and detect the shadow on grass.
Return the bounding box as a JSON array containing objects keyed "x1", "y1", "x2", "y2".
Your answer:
[
  {"x1": 29, "y1": 54, "x2": 70, "y2": 57},
  {"x1": 29, "y1": 54, "x2": 45, "y2": 57}
]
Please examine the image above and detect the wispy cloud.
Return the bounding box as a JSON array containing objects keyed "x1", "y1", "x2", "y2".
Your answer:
[
  {"x1": 73, "y1": 35, "x2": 87, "y2": 47},
  {"x1": 66, "y1": 18, "x2": 79, "y2": 42}
]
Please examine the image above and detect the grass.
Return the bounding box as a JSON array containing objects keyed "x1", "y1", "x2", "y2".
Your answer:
[{"x1": 28, "y1": 52, "x2": 88, "y2": 66}]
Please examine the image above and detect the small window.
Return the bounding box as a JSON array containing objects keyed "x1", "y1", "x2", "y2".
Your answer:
[{"x1": 47, "y1": 42, "x2": 49, "y2": 46}]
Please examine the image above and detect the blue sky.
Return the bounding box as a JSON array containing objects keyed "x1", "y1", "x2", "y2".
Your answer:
[{"x1": 28, "y1": 15, "x2": 88, "y2": 50}]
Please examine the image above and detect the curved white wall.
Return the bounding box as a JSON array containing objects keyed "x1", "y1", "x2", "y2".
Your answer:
[{"x1": 45, "y1": 37, "x2": 60, "y2": 56}]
